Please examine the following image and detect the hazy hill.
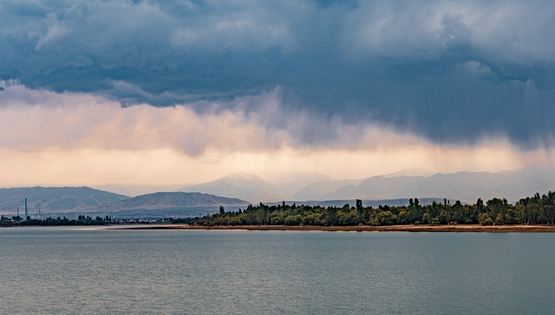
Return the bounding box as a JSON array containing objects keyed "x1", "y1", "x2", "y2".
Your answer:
[
  {"x1": 271, "y1": 172, "x2": 331, "y2": 198},
  {"x1": 177, "y1": 167, "x2": 555, "y2": 204},
  {"x1": 181, "y1": 172, "x2": 333, "y2": 203},
  {"x1": 97, "y1": 192, "x2": 248, "y2": 212},
  {"x1": 290, "y1": 178, "x2": 365, "y2": 201},
  {"x1": 0, "y1": 187, "x2": 128, "y2": 215},
  {"x1": 180, "y1": 173, "x2": 283, "y2": 202},
  {"x1": 290, "y1": 167, "x2": 555, "y2": 203}
]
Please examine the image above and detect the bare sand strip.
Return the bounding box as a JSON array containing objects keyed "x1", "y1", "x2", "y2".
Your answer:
[{"x1": 119, "y1": 224, "x2": 555, "y2": 233}]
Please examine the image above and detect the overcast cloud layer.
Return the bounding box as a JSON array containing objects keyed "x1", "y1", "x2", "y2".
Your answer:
[
  {"x1": 1, "y1": 0, "x2": 555, "y2": 148},
  {"x1": 1, "y1": 80, "x2": 552, "y2": 192}
]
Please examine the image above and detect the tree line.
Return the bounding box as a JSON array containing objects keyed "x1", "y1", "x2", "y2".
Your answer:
[
  {"x1": 2, "y1": 191, "x2": 554, "y2": 227},
  {"x1": 0, "y1": 215, "x2": 112, "y2": 227},
  {"x1": 195, "y1": 191, "x2": 555, "y2": 227},
  {"x1": 0, "y1": 215, "x2": 190, "y2": 227}
]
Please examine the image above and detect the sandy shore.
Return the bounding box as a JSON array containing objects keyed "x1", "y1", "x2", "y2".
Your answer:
[{"x1": 120, "y1": 224, "x2": 555, "y2": 233}]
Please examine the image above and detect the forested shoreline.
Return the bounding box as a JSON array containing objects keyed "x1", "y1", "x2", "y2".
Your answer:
[
  {"x1": 3, "y1": 191, "x2": 555, "y2": 228},
  {"x1": 0, "y1": 215, "x2": 164, "y2": 227},
  {"x1": 194, "y1": 191, "x2": 555, "y2": 227}
]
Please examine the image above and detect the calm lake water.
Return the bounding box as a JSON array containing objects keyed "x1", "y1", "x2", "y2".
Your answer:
[{"x1": 0, "y1": 227, "x2": 554, "y2": 314}]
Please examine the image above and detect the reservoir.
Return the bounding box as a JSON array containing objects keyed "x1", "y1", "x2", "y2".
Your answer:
[{"x1": 1, "y1": 227, "x2": 553, "y2": 314}]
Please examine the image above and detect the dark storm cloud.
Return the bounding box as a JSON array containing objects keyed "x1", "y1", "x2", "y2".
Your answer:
[{"x1": 1, "y1": 0, "x2": 555, "y2": 147}]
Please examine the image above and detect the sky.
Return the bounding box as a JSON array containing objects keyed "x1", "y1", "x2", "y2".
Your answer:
[{"x1": 1, "y1": 0, "x2": 555, "y2": 195}]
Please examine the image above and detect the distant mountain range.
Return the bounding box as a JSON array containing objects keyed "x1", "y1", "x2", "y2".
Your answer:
[
  {"x1": 0, "y1": 187, "x2": 248, "y2": 217},
  {"x1": 179, "y1": 172, "x2": 330, "y2": 202},
  {"x1": 294, "y1": 167, "x2": 555, "y2": 203},
  {"x1": 290, "y1": 178, "x2": 364, "y2": 201},
  {"x1": 179, "y1": 166, "x2": 555, "y2": 204},
  {"x1": 180, "y1": 173, "x2": 280, "y2": 202},
  {"x1": 0, "y1": 186, "x2": 127, "y2": 215},
  {"x1": 2, "y1": 166, "x2": 554, "y2": 217}
]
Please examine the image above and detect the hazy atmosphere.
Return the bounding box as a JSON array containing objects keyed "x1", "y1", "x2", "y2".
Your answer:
[{"x1": 1, "y1": 0, "x2": 555, "y2": 195}]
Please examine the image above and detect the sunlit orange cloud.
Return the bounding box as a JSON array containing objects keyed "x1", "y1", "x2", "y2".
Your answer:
[{"x1": 0, "y1": 81, "x2": 552, "y2": 194}]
